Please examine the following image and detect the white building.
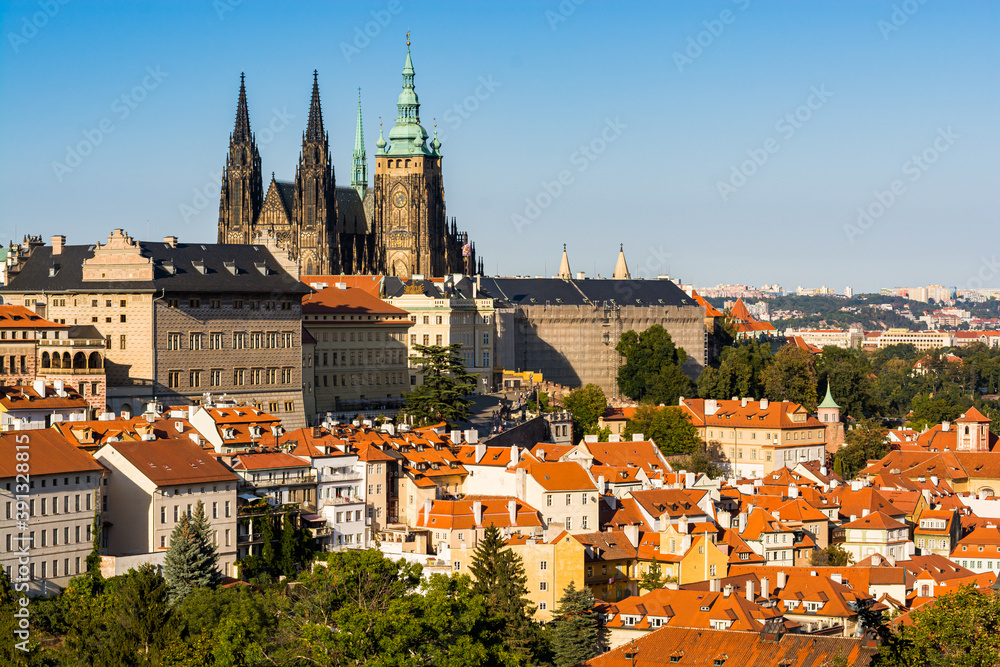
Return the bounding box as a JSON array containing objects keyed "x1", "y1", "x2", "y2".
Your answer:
[
  {"x1": 0, "y1": 430, "x2": 104, "y2": 595},
  {"x1": 94, "y1": 438, "x2": 240, "y2": 578}
]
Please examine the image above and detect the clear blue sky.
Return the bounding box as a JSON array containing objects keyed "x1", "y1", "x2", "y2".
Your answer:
[{"x1": 1, "y1": 0, "x2": 997, "y2": 293}]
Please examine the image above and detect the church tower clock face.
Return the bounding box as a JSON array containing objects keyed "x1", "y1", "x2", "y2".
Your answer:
[{"x1": 392, "y1": 190, "x2": 406, "y2": 208}]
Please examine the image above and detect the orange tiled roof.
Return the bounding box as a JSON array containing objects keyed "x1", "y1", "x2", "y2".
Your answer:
[
  {"x1": 583, "y1": 626, "x2": 877, "y2": 666},
  {"x1": 526, "y1": 461, "x2": 596, "y2": 492},
  {"x1": 957, "y1": 407, "x2": 991, "y2": 423},
  {"x1": 841, "y1": 511, "x2": 908, "y2": 531},
  {"x1": 300, "y1": 274, "x2": 383, "y2": 296},
  {"x1": 0, "y1": 430, "x2": 105, "y2": 477},
  {"x1": 0, "y1": 383, "x2": 89, "y2": 411},
  {"x1": 417, "y1": 496, "x2": 542, "y2": 531},
  {"x1": 105, "y1": 439, "x2": 238, "y2": 486},
  {"x1": 0, "y1": 305, "x2": 67, "y2": 329},
  {"x1": 630, "y1": 488, "x2": 709, "y2": 520},
  {"x1": 231, "y1": 451, "x2": 313, "y2": 471},
  {"x1": 302, "y1": 283, "x2": 409, "y2": 316}
]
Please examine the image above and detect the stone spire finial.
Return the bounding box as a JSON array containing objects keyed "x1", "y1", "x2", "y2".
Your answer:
[
  {"x1": 613, "y1": 244, "x2": 631, "y2": 280},
  {"x1": 558, "y1": 244, "x2": 572, "y2": 280}
]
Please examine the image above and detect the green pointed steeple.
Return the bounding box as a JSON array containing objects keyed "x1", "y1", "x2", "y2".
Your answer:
[
  {"x1": 352, "y1": 88, "x2": 367, "y2": 198},
  {"x1": 818, "y1": 383, "x2": 840, "y2": 409},
  {"x1": 386, "y1": 33, "x2": 431, "y2": 156}
]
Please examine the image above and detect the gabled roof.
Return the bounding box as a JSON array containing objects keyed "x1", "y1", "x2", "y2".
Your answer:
[
  {"x1": 104, "y1": 439, "x2": 237, "y2": 486},
  {"x1": 416, "y1": 496, "x2": 542, "y2": 531},
  {"x1": 526, "y1": 461, "x2": 596, "y2": 492},
  {"x1": 957, "y1": 407, "x2": 991, "y2": 423},
  {"x1": 573, "y1": 530, "x2": 638, "y2": 561},
  {"x1": 0, "y1": 383, "x2": 90, "y2": 411},
  {"x1": 0, "y1": 305, "x2": 66, "y2": 329},
  {"x1": 0, "y1": 430, "x2": 105, "y2": 478},
  {"x1": 231, "y1": 451, "x2": 313, "y2": 471},
  {"x1": 302, "y1": 284, "x2": 409, "y2": 316},
  {"x1": 630, "y1": 488, "x2": 709, "y2": 520},
  {"x1": 841, "y1": 511, "x2": 907, "y2": 531},
  {"x1": 583, "y1": 626, "x2": 877, "y2": 666}
]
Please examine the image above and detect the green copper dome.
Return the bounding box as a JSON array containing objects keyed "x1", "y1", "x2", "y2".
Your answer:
[
  {"x1": 385, "y1": 41, "x2": 433, "y2": 156},
  {"x1": 818, "y1": 383, "x2": 840, "y2": 410}
]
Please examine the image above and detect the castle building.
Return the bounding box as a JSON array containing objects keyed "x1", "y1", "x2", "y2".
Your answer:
[{"x1": 217, "y1": 40, "x2": 480, "y2": 279}]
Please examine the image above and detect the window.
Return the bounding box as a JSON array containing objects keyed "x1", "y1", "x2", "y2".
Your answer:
[
  {"x1": 546, "y1": 495, "x2": 552, "y2": 507},
  {"x1": 120, "y1": 314, "x2": 127, "y2": 323},
  {"x1": 190, "y1": 370, "x2": 202, "y2": 388},
  {"x1": 167, "y1": 333, "x2": 182, "y2": 350},
  {"x1": 168, "y1": 371, "x2": 182, "y2": 388},
  {"x1": 210, "y1": 299, "x2": 221, "y2": 309},
  {"x1": 210, "y1": 369, "x2": 222, "y2": 386},
  {"x1": 565, "y1": 517, "x2": 572, "y2": 531},
  {"x1": 233, "y1": 332, "x2": 247, "y2": 349},
  {"x1": 582, "y1": 516, "x2": 589, "y2": 529},
  {"x1": 539, "y1": 581, "x2": 547, "y2": 591},
  {"x1": 540, "y1": 561, "x2": 548, "y2": 571},
  {"x1": 161, "y1": 507, "x2": 165, "y2": 524},
  {"x1": 233, "y1": 368, "x2": 245, "y2": 385},
  {"x1": 565, "y1": 494, "x2": 572, "y2": 506},
  {"x1": 539, "y1": 601, "x2": 547, "y2": 611}
]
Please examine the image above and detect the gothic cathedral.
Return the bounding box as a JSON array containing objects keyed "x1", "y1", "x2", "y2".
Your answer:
[{"x1": 217, "y1": 41, "x2": 481, "y2": 279}]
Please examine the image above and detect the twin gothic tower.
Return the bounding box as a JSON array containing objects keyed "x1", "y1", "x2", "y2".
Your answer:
[{"x1": 217, "y1": 42, "x2": 481, "y2": 278}]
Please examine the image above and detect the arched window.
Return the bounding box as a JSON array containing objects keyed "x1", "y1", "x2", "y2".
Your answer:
[
  {"x1": 73, "y1": 352, "x2": 86, "y2": 369},
  {"x1": 62, "y1": 352, "x2": 71, "y2": 368},
  {"x1": 41, "y1": 352, "x2": 50, "y2": 368},
  {"x1": 405, "y1": 159, "x2": 410, "y2": 168},
  {"x1": 88, "y1": 352, "x2": 102, "y2": 369}
]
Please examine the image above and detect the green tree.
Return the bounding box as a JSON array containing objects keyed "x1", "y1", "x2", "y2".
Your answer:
[
  {"x1": 761, "y1": 344, "x2": 818, "y2": 410},
  {"x1": 818, "y1": 346, "x2": 876, "y2": 419},
  {"x1": 672, "y1": 449, "x2": 722, "y2": 479},
  {"x1": 469, "y1": 525, "x2": 538, "y2": 662},
  {"x1": 278, "y1": 512, "x2": 315, "y2": 578},
  {"x1": 810, "y1": 544, "x2": 854, "y2": 567},
  {"x1": 86, "y1": 498, "x2": 104, "y2": 582},
  {"x1": 833, "y1": 418, "x2": 890, "y2": 480},
  {"x1": 110, "y1": 563, "x2": 170, "y2": 657},
  {"x1": 874, "y1": 584, "x2": 1000, "y2": 667},
  {"x1": 403, "y1": 343, "x2": 478, "y2": 425},
  {"x1": 563, "y1": 383, "x2": 608, "y2": 440},
  {"x1": 616, "y1": 325, "x2": 693, "y2": 405},
  {"x1": 638, "y1": 562, "x2": 670, "y2": 593},
  {"x1": 551, "y1": 581, "x2": 600, "y2": 667},
  {"x1": 623, "y1": 405, "x2": 702, "y2": 455},
  {"x1": 164, "y1": 509, "x2": 218, "y2": 606},
  {"x1": 698, "y1": 339, "x2": 772, "y2": 400}
]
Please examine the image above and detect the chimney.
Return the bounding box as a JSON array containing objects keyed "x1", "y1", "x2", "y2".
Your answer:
[
  {"x1": 473, "y1": 500, "x2": 483, "y2": 526},
  {"x1": 741, "y1": 397, "x2": 749, "y2": 408},
  {"x1": 598, "y1": 475, "x2": 606, "y2": 493},
  {"x1": 788, "y1": 484, "x2": 799, "y2": 499},
  {"x1": 508, "y1": 499, "x2": 517, "y2": 525},
  {"x1": 760, "y1": 576, "x2": 770, "y2": 598},
  {"x1": 32, "y1": 378, "x2": 46, "y2": 397},
  {"x1": 451, "y1": 429, "x2": 462, "y2": 445},
  {"x1": 723, "y1": 584, "x2": 733, "y2": 598},
  {"x1": 686, "y1": 471, "x2": 696, "y2": 488},
  {"x1": 710, "y1": 577, "x2": 721, "y2": 592},
  {"x1": 942, "y1": 422, "x2": 950, "y2": 432},
  {"x1": 850, "y1": 514, "x2": 857, "y2": 523},
  {"x1": 705, "y1": 399, "x2": 719, "y2": 415},
  {"x1": 474, "y1": 442, "x2": 486, "y2": 463},
  {"x1": 678, "y1": 521, "x2": 688, "y2": 535},
  {"x1": 862, "y1": 509, "x2": 870, "y2": 517},
  {"x1": 831, "y1": 573, "x2": 842, "y2": 584},
  {"x1": 773, "y1": 511, "x2": 781, "y2": 521},
  {"x1": 623, "y1": 523, "x2": 640, "y2": 548},
  {"x1": 465, "y1": 429, "x2": 479, "y2": 444},
  {"x1": 746, "y1": 580, "x2": 755, "y2": 601},
  {"x1": 163, "y1": 235, "x2": 178, "y2": 248},
  {"x1": 738, "y1": 512, "x2": 747, "y2": 533},
  {"x1": 51, "y1": 235, "x2": 65, "y2": 255},
  {"x1": 872, "y1": 554, "x2": 882, "y2": 566},
  {"x1": 776, "y1": 571, "x2": 786, "y2": 589},
  {"x1": 632, "y1": 433, "x2": 644, "y2": 441},
  {"x1": 423, "y1": 499, "x2": 432, "y2": 520},
  {"x1": 760, "y1": 398, "x2": 769, "y2": 409},
  {"x1": 930, "y1": 475, "x2": 938, "y2": 487},
  {"x1": 820, "y1": 465, "x2": 828, "y2": 477}
]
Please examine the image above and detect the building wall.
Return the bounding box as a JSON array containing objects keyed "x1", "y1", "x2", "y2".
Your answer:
[
  {"x1": 496, "y1": 303, "x2": 705, "y2": 397},
  {"x1": 0, "y1": 471, "x2": 102, "y2": 596},
  {"x1": 306, "y1": 316, "x2": 411, "y2": 412},
  {"x1": 385, "y1": 293, "x2": 496, "y2": 392},
  {"x1": 154, "y1": 295, "x2": 305, "y2": 428},
  {"x1": 524, "y1": 479, "x2": 600, "y2": 534}
]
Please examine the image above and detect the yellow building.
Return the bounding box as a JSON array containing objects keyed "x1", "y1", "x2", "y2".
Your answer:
[{"x1": 680, "y1": 397, "x2": 827, "y2": 478}]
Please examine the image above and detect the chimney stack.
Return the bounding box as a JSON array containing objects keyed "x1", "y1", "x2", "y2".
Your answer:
[
  {"x1": 776, "y1": 571, "x2": 787, "y2": 589},
  {"x1": 710, "y1": 577, "x2": 721, "y2": 592},
  {"x1": 51, "y1": 235, "x2": 65, "y2": 255},
  {"x1": 508, "y1": 499, "x2": 517, "y2": 526},
  {"x1": 760, "y1": 576, "x2": 770, "y2": 598},
  {"x1": 163, "y1": 235, "x2": 178, "y2": 248},
  {"x1": 723, "y1": 584, "x2": 733, "y2": 598},
  {"x1": 473, "y1": 500, "x2": 483, "y2": 526},
  {"x1": 746, "y1": 580, "x2": 755, "y2": 602}
]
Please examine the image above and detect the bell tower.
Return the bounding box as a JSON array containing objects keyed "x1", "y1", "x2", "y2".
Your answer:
[{"x1": 371, "y1": 35, "x2": 447, "y2": 279}]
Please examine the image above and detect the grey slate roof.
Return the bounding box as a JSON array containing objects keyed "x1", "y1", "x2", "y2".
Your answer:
[
  {"x1": 275, "y1": 181, "x2": 296, "y2": 218},
  {"x1": 0, "y1": 242, "x2": 309, "y2": 295},
  {"x1": 478, "y1": 277, "x2": 695, "y2": 308},
  {"x1": 335, "y1": 187, "x2": 368, "y2": 234}
]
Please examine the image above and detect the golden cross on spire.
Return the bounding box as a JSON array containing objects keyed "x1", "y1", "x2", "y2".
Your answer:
[{"x1": 406, "y1": 30, "x2": 410, "y2": 47}]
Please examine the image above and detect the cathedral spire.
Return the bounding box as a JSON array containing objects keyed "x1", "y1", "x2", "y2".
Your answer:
[
  {"x1": 558, "y1": 244, "x2": 572, "y2": 280},
  {"x1": 387, "y1": 34, "x2": 431, "y2": 155},
  {"x1": 352, "y1": 88, "x2": 368, "y2": 198},
  {"x1": 306, "y1": 70, "x2": 325, "y2": 141},
  {"x1": 234, "y1": 72, "x2": 251, "y2": 141},
  {"x1": 612, "y1": 243, "x2": 631, "y2": 280}
]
